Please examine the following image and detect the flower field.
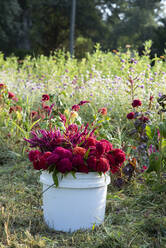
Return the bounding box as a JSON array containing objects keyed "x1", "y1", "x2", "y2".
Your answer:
[{"x1": 0, "y1": 41, "x2": 166, "y2": 247}]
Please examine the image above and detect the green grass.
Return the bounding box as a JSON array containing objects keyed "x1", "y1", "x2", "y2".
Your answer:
[{"x1": 0, "y1": 160, "x2": 166, "y2": 248}]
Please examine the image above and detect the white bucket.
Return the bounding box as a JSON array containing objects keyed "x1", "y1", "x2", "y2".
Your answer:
[{"x1": 40, "y1": 171, "x2": 110, "y2": 232}]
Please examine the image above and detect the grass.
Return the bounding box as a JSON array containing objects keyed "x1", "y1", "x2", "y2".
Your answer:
[{"x1": 0, "y1": 159, "x2": 166, "y2": 248}]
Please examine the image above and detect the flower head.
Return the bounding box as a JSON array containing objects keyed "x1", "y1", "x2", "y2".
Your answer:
[
  {"x1": 42, "y1": 94, "x2": 50, "y2": 101},
  {"x1": 98, "y1": 107, "x2": 107, "y2": 116},
  {"x1": 132, "y1": 99, "x2": 142, "y2": 108},
  {"x1": 127, "y1": 112, "x2": 135, "y2": 120},
  {"x1": 8, "y1": 91, "x2": 15, "y2": 99}
]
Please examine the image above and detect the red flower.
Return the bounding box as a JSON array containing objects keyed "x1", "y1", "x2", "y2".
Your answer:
[
  {"x1": 30, "y1": 111, "x2": 38, "y2": 118},
  {"x1": 107, "y1": 154, "x2": 115, "y2": 165},
  {"x1": 97, "y1": 157, "x2": 110, "y2": 173},
  {"x1": 56, "y1": 158, "x2": 73, "y2": 173},
  {"x1": 42, "y1": 94, "x2": 49, "y2": 101},
  {"x1": 78, "y1": 100, "x2": 90, "y2": 106},
  {"x1": 72, "y1": 154, "x2": 89, "y2": 173},
  {"x1": 8, "y1": 91, "x2": 15, "y2": 99},
  {"x1": 9, "y1": 106, "x2": 15, "y2": 114},
  {"x1": 47, "y1": 153, "x2": 60, "y2": 165},
  {"x1": 96, "y1": 141, "x2": 106, "y2": 155},
  {"x1": 99, "y1": 140, "x2": 112, "y2": 153},
  {"x1": 28, "y1": 150, "x2": 41, "y2": 162},
  {"x1": 72, "y1": 104, "x2": 80, "y2": 111},
  {"x1": 59, "y1": 113, "x2": 66, "y2": 124},
  {"x1": 127, "y1": 112, "x2": 135, "y2": 120},
  {"x1": 85, "y1": 137, "x2": 97, "y2": 148},
  {"x1": 33, "y1": 155, "x2": 47, "y2": 170},
  {"x1": 132, "y1": 99, "x2": 142, "y2": 108},
  {"x1": 73, "y1": 147, "x2": 87, "y2": 156},
  {"x1": 98, "y1": 107, "x2": 107, "y2": 116},
  {"x1": 112, "y1": 149, "x2": 126, "y2": 165},
  {"x1": 87, "y1": 156, "x2": 97, "y2": 171},
  {"x1": 0, "y1": 83, "x2": 5, "y2": 88},
  {"x1": 53, "y1": 147, "x2": 72, "y2": 160}
]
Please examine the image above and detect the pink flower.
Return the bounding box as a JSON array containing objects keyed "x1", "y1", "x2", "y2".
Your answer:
[
  {"x1": 132, "y1": 99, "x2": 142, "y2": 108},
  {"x1": 12, "y1": 97, "x2": 18, "y2": 102},
  {"x1": 56, "y1": 158, "x2": 72, "y2": 173},
  {"x1": 72, "y1": 104, "x2": 80, "y2": 111},
  {"x1": 0, "y1": 83, "x2": 5, "y2": 88},
  {"x1": 47, "y1": 153, "x2": 60, "y2": 165},
  {"x1": 42, "y1": 94, "x2": 50, "y2": 101},
  {"x1": 59, "y1": 113, "x2": 66, "y2": 124},
  {"x1": 8, "y1": 91, "x2": 15, "y2": 99},
  {"x1": 127, "y1": 112, "x2": 135, "y2": 120}
]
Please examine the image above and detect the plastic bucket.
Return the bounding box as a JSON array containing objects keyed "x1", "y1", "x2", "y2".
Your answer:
[{"x1": 40, "y1": 171, "x2": 110, "y2": 232}]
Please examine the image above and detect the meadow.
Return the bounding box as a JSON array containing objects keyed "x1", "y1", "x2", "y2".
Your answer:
[{"x1": 0, "y1": 41, "x2": 166, "y2": 247}]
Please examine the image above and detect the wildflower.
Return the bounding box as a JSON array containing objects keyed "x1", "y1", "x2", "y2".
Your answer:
[
  {"x1": 42, "y1": 94, "x2": 50, "y2": 101},
  {"x1": 78, "y1": 100, "x2": 90, "y2": 106},
  {"x1": 0, "y1": 83, "x2": 5, "y2": 89},
  {"x1": 72, "y1": 104, "x2": 80, "y2": 111},
  {"x1": 8, "y1": 91, "x2": 15, "y2": 99},
  {"x1": 132, "y1": 99, "x2": 142, "y2": 108},
  {"x1": 127, "y1": 112, "x2": 135, "y2": 120},
  {"x1": 98, "y1": 107, "x2": 107, "y2": 116}
]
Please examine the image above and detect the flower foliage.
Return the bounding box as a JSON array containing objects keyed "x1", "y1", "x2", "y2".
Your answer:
[{"x1": 25, "y1": 102, "x2": 126, "y2": 185}]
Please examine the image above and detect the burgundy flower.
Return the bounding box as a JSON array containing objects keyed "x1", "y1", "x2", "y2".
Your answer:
[
  {"x1": 110, "y1": 165, "x2": 120, "y2": 174},
  {"x1": 96, "y1": 141, "x2": 106, "y2": 155},
  {"x1": 28, "y1": 150, "x2": 41, "y2": 162},
  {"x1": 127, "y1": 112, "x2": 135, "y2": 120},
  {"x1": 72, "y1": 154, "x2": 88, "y2": 173},
  {"x1": 9, "y1": 106, "x2": 15, "y2": 114},
  {"x1": 97, "y1": 157, "x2": 110, "y2": 173},
  {"x1": 53, "y1": 147, "x2": 72, "y2": 160},
  {"x1": 33, "y1": 155, "x2": 47, "y2": 170},
  {"x1": 67, "y1": 124, "x2": 78, "y2": 132},
  {"x1": 72, "y1": 104, "x2": 80, "y2": 111},
  {"x1": 8, "y1": 91, "x2": 15, "y2": 99},
  {"x1": 78, "y1": 100, "x2": 90, "y2": 106},
  {"x1": 30, "y1": 111, "x2": 38, "y2": 118},
  {"x1": 56, "y1": 158, "x2": 72, "y2": 173},
  {"x1": 87, "y1": 156, "x2": 97, "y2": 171},
  {"x1": 47, "y1": 153, "x2": 60, "y2": 165},
  {"x1": 85, "y1": 137, "x2": 97, "y2": 148},
  {"x1": 112, "y1": 149, "x2": 126, "y2": 165},
  {"x1": 107, "y1": 153, "x2": 115, "y2": 165},
  {"x1": 42, "y1": 94, "x2": 50, "y2": 101},
  {"x1": 98, "y1": 140, "x2": 112, "y2": 153},
  {"x1": 59, "y1": 113, "x2": 66, "y2": 124},
  {"x1": 132, "y1": 99, "x2": 142, "y2": 108}
]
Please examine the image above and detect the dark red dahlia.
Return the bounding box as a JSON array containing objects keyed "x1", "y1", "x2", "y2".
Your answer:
[
  {"x1": 127, "y1": 112, "x2": 135, "y2": 120},
  {"x1": 56, "y1": 158, "x2": 73, "y2": 173},
  {"x1": 72, "y1": 104, "x2": 80, "y2": 111},
  {"x1": 97, "y1": 157, "x2": 110, "y2": 173},
  {"x1": 42, "y1": 94, "x2": 50, "y2": 101},
  {"x1": 132, "y1": 99, "x2": 142, "y2": 108},
  {"x1": 28, "y1": 150, "x2": 41, "y2": 162}
]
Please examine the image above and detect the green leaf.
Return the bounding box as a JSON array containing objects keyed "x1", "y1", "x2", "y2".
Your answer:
[
  {"x1": 146, "y1": 152, "x2": 162, "y2": 173},
  {"x1": 52, "y1": 169, "x2": 59, "y2": 187},
  {"x1": 84, "y1": 148, "x2": 90, "y2": 160}
]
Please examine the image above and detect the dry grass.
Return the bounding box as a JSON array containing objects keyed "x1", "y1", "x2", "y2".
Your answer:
[{"x1": 0, "y1": 160, "x2": 166, "y2": 248}]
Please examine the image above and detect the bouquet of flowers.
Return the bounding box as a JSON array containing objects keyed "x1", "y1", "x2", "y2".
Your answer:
[{"x1": 25, "y1": 99, "x2": 126, "y2": 186}]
